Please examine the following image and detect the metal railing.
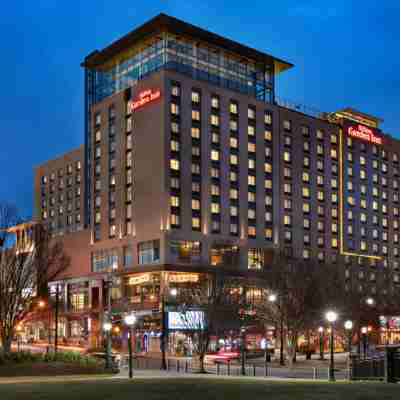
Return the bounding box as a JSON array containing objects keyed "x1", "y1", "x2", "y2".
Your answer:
[{"x1": 120, "y1": 356, "x2": 350, "y2": 380}]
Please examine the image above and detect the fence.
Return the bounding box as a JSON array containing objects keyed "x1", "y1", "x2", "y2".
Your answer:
[
  {"x1": 121, "y1": 356, "x2": 349, "y2": 381},
  {"x1": 350, "y1": 349, "x2": 400, "y2": 383}
]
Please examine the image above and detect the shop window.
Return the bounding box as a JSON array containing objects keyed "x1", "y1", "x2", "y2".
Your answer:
[
  {"x1": 170, "y1": 240, "x2": 201, "y2": 264},
  {"x1": 138, "y1": 240, "x2": 160, "y2": 264}
]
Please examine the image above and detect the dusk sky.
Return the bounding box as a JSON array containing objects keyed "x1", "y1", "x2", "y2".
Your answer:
[{"x1": 1, "y1": 1, "x2": 399, "y2": 218}]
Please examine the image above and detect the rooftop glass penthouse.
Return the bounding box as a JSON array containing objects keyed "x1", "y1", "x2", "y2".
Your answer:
[{"x1": 82, "y1": 13, "x2": 292, "y2": 104}]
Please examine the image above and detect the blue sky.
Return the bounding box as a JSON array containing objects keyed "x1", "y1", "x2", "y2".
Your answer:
[{"x1": 1, "y1": 0, "x2": 399, "y2": 217}]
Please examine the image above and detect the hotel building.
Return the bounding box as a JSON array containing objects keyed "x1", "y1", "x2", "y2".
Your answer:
[{"x1": 32, "y1": 14, "x2": 400, "y2": 350}]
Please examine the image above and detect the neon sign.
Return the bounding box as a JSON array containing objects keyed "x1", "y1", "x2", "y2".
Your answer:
[
  {"x1": 347, "y1": 124, "x2": 382, "y2": 145},
  {"x1": 130, "y1": 89, "x2": 161, "y2": 112}
]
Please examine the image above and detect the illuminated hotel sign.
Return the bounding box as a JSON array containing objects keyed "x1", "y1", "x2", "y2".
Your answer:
[
  {"x1": 347, "y1": 124, "x2": 383, "y2": 145},
  {"x1": 130, "y1": 89, "x2": 161, "y2": 112},
  {"x1": 168, "y1": 273, "x2": 199, "y2": 283}
]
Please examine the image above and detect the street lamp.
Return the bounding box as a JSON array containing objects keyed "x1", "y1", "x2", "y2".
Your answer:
[
  {"x1": 325, "y1": 310, "x2": 338, "y2": 382},
  {"x1": 318, "y1": 327, "x2": 325, "y2": 360},
  {"x1": 268, "y1": 293, "x2": 284, "y2": 365},
  {"x1": 125, "y1": 314, "x2": 136, "y2": 379},
  {"x1": 361, "y1": 326, "x2": 368, "y2": 359},
  {"x1": 103, "y1": 322, "x2": 112, "y2": 369},
  {"x1": 366, "y1": 297, "x2": 375, "y2": 306},
  {"x1": 344, "y1": 320, "x2": 353, "y2": 354},
  {"x1": 240, "y1": 326, "x2": 246, "y2": 376}
]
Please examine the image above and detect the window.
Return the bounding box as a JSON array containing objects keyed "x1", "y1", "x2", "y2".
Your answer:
[
  {"x1": 211, "y1": 96, "x2": 219, "y2": 109},
  {"x1": 210, "y1": 114, "x2": 219, "y2": 126},
  {"x1": 248, "y1": 107, "x2": 256, "y2": 120},
  {"x1": 230, "y1": 102, "x2": 238, "y2": 114},
  {"x1": 171, "y1": 83, "x2": 180, "y2": 97},
  {"x1": 192, "y1": 110, "x2": 200, "y2": 121},
  {"x1": 170, "y1": 103, "x2": 179, "y2": 115},
  {"x1": 248, "y1": 249, "x2": 265, "y2": 270},
  {"x1": 211, "y1": 149, "x2": 220, "y2": 161},
  {"x1": 170, "y1": 159, "x2": 180, "y2": 171},
  {"x1": 170, "y1": 240, "x2": 201, "y2": 264},
  {"x1": 138, "y1": 240, "x2": 160, "y2": 264},
  {"x1": 191, "y1": 90, "x2": 200, "y2": 103},
  {"x1": 264, "y1": 112, "x2": 272, "y2": 125},
  {"x1": 171, "y1": 196, "x2": 180, "y2": 207},
  {"x1": 92, "y1": 248, "x2": 118, "y2": 272},
  {"x1": 283, "y1": 120, "x2": 291, "y2": 131}
]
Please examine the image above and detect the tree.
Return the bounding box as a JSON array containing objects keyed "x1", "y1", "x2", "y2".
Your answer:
[
  {"x1": 174, "y1": 272, "x2": 242, "y2": 373},
  {"x1": 255, "y1": 252, "x2": 331, "y2": 364},
  {"x1": 0, "y1": 204, "x2": 69, "y2": 355}
]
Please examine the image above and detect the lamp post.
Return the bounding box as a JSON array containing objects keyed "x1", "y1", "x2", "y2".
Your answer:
[
  {"x1": 161, "y1": 287, "x2": 177, "y2": 370},
  {"x1": 361, "y1": 326, "x2": 368, "y2": 359},
  {"x1": 240, "y1": 326, "x2": 246, "y2": 376},
  {"x1": 268, "y1": 293, "x2": 284, "y2": 366},
  {"x1": 318, "y1": 327, "x2": 325, "y2": 360},
  {"x1": 125, "y1": 314, "x2": 136, "y2": 379},
  {"x1": 344, "y1": 320, "x2": 353, "y2": 355},
  {"x1": 103, "y1": 321, "x2": 112, "y2": 369},
  {"x1": 325, "y1": 310, "x2": 338, "y2": 382}
]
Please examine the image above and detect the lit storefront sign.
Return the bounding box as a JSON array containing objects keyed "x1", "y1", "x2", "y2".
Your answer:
[
  {"x1": 347, "y1": 123, "x2": 383, "y2": 145},
  {"x1": 168, "y1": 311, "x2": 205, "y2": 330},
  {"x1": 128, "y1": 273, "x2": 152, "y2": 286},
  {"x1": 129, "y1": 89, "x2": 161, "y2": 112},
  {"x1": 168, "y1": 273, "x2": 199, "y2": 283}
]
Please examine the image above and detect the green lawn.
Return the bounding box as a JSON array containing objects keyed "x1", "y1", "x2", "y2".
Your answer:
[{"x1": 0, "y1": 378, "x2": 399, "y2": 400}]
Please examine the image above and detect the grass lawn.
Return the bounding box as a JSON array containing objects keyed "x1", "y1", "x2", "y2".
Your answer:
[{"x1": 0, "y1": 378, "x2": 399, "y2": 400}]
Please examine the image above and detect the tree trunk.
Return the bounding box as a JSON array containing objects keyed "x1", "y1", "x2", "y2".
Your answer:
[{"x1": 1, "y1": 331, "x2": 12, "y2": 355}]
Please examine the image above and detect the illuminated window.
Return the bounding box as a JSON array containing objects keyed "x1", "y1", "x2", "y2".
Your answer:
[
  {"x1": 230, "y1": 171, "x2": 238, "y2": 182},
  {"x1": 264, "y1": 130, "x2": 272, "y2": 141},
  {"x1": 248, "y1": 125, "x2": 255, "y2": 136},
  {"x1": 211, "y1": 184, "x2": 220, "y2": 196},
  {"x1": 170, "y1": 140, "x2": 179, "y2": 152},
  {"x1": 284, "y1": 183, "x2": 292, "y2": 194},
  {"x1": 303, "y1": 156, "x2": 310, "y2": 167},
  {"x1": 284, "y1": 199, "x2": 291, "y2": 210},
  {"x1": 230, "y1": 137, "x2": 238, "y2": 148},
  {"x1": 170, "y1": 159, "x2": 180, "y2": 171},
  {"x1": 230, "y1": 206, "x2": 238, "y2": 216},
  {"x1": 230, "y1": 189, "x2": 238, "y2": 199},
  {"x1": 171, "y1": 122, "x2": 179, "y2": 134},
  {"x1": 347, "y1": 181, "x2": 353, "y2": 191},
  {"x1": 360, "y1": 169, "x2": 366, "y2": 180},
  {"x1": 191, "y1": 90, "x2": 200, "y2": 103},
  {"x1": 317, "y1": 129, "x2": 324, "y2": 140},
  {"x1": 331, "y1": 193, "x2": 338, "y2": 203},
  {"x1": 284, "y1": 215, "x2": 291, "y2": 226},
  {"x1": 191, "y1": 163, "x2": 200, "y2": 175},
  {"x1": 191, "y1": 127, "x2": 200, "y2": 138},
  {"x1": 302, "y1": 172, "x2": 310, "y2": 183},
  {"x1": 284, "y1": 167, "x2": 291, "y2": 178},
  {"x1": 248, "y1": 209, "x2": 256, "y2": 219},
  {"x1": 248, "y1": 142, "x2": 256, "y2": 153},
  {"x1": 95, "y1": 130, "x2": 101, "y2": 142},
  {"x1": 317, "y1": 191, "x2": 324, "y2": 201},
  {"x1": 230, "y1": 223, "x2": 238, "y2": 234},
  {"x1": 264, "y1": 163, "x2": 272, "y2": 173},
  {"x1": 230, "y1": 102, "x2": 238, "y2": 114},
  {"x1": 230, "y1": 154, "x2": 238, "y2": 165},
  {"x1": 171, "y1": 214, "x2": 180, "y2": 227},
  {"x1": 265, "y1": 228, "x2": 273, "y2": 239},
  {"x1": 265, "y1": 179, "x2": 272, "y2": 189},
  {"x1": 265, "y1": 211, "x2": 272, "y2": 222},
  {"x1": 170, "y1": 103, "x2": 179, "y2": 115},
  {"x1": 318, "y1": 221, "x2": 324, "y2": 231},
  {"x1": 171, "y1": 196, "x2": 180, "y2": 207},
  {"x1": 248, "y1": 159, "x2": 256, "y2": 170},
  {"x1": 331, "y1": 149, "x2": 338, "y2": 159},
  {"x1": 283, "y1": 120, "x2": 291, "y2": 131},
  {"x1": 192, "y1": 199, "x2": 200, "y2": 210},
  {"x1": 192, "y1": 110, "x2": 201, "y2": 121},
  {"x1": 303, "y1": 203, "x2": 310, "y2": 213},
  {"x1": 210, "y1": 114, "x2": 219, "y2": 126},
  {"x1": 317, "y1": 144, "x2": 324, "y2": 155},
  {"x1": 211, "y1": 149, "x2": 220, "y2": 161},
  {"x1": 211, "y1": 96, "x2": 219, "y2": 109},
  {"x1": 248, "y1": 192, "x2": 256, "y2": 202},
  {"x1": 265, "y1": 195, "x2": 273, "y2": 206},
  {"x1": 330, "y1": 134, "x2": 337, "y2": 144},
  {"x1": 230, "y1": 120, "x2": 238, "y2": 131},
  {"x1": 348, "y1": 196, "x2": 355, "y2": 206},
  {"x1": 331, "y1": 238, "x2": 338, "y2": 248},
  {"x1": 171, "y1": 84, "x2": 180, "y2": 97},
  {"x1": 303, "y1": 218, "x2": 310, "y2": 229},
  {"x1": 303, "y1": 249, "x2": 310, "y2": 259},
  {"x1": 284, "y1": 151, "x2": 291, "y2": 163},
  {"x1": 264, "y1": 112, "x2": 272, "y2": 125},
  {"x1": 248, "y1": 248, "x2": 265, "y2": 270},
  {"x1": 284, "y1": 136, "x2": 291, "y2": 146},
  {"x1": 248, "y1": 175, "x2": 256, "y2": 186},
  {"x1": 192, "y1": 217, "x2": 201, "y2": 230},
  {"x1": 302, "y1": 187, "x2": 310, "y2": 198},
  {"x1": 211, "y1": 203, "x2": 220, "y2": 214}
]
